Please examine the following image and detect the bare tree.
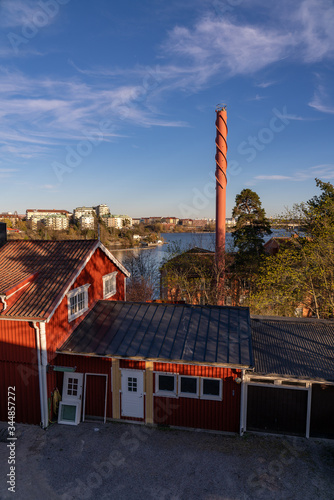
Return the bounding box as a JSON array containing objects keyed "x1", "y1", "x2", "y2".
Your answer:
[{"x1": 124, "y1": 250, "x2": 160, "y2": 302}]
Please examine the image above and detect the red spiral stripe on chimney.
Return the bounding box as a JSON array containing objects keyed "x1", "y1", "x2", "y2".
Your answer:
[{"x1": 215, "y1": 105, "x2": 228, "y2": 262}]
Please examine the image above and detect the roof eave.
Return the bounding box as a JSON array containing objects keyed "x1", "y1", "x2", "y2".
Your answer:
[{"x1": 56, "y1": 350, "x2": 252, "y2": 370}]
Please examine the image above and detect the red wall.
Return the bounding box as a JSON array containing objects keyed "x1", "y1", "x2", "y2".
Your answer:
[
  {"x1": 46, "y1": 247, "x2": 126, "y2": 361},
  {"x1": 50, "y1": 356, "x2": 241, "y2": 432},
  {"x1": 51, "y1": 354, "x2": 113, "y2": 420},
  {"x1": 153, "y1": 362, "x2": 241, "y2": 432},
  {"x1": 0, "y1": 321, "x2": 41, "y2": 424},
  {"x1": 0, "y1": 246, "x2": 126, "y2": 425}
]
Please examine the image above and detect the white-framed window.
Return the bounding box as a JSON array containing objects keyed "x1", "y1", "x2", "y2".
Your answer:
[
  {"x1": 200, "y1": 378, "x2": 223, "y2": 401},
  {"x1": 103, "y1": 272, "x2": 117, "y2": 299},
  {"x1": 67, "y1": 284, "x2": 90, "y2": 322},
  {"x1": 58, "y1": 401, "x2": 81, "y2": 426},
  {"x1": 178, "y1": 375, "x2": 199, "y2": 398},
  {"x1": 154, "y1": 373, "x2": 177, "y2": 397}
]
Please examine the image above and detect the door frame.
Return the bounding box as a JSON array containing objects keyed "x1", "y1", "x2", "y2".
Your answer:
[
  {"x1": 82, "y1": 373, "x2": 108, "y2": 423},
  {"x1": 243, "y1": 378, "x2": 312, "y2": 438}
]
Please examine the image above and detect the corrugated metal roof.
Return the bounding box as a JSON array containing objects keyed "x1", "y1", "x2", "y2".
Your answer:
[
  {"x1": 58, "y1": 301, "x2": 253, "y2": 368},
  {"x1": 0, "y1": 240, "x2": 127, "y2": 320},
  {"x1": 251, "y1": 316, "x2": 334, "y2": 381}
]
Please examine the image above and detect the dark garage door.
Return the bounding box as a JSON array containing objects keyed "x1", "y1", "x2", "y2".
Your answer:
[
  {"x1": 310, "y1": 384, "x2": 334, "y2": 439},
  {"x1": 247, "y1": 385, "x2": 308, "y2": 436}
]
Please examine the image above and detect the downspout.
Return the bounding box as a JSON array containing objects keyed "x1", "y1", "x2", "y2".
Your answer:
[
  {"x1": 33, "y1": 321, "x2": 49, "y2": 429},
  {"x1": 239, "y1": 369, "x2": 246, "y2": 436}
]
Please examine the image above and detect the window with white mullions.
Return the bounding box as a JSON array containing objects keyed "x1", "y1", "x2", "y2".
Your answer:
[
  {"x1": 67, "y1": 284, "x2": 90, "y2": 322},
  {"x1": 103, "y1": 272, "x2": 117, "y2": 298}
]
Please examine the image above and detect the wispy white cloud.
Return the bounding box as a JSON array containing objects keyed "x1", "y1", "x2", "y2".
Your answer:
[
  {"x1": 163, "y1": 18, "x2": 294, "y2": 79},
  {"x1": 0, "y1": 66, "x2": 188, "y2": 164},
  {"x1": 256, "y1": 81, "x2": 277, "y2": 88},
  {"x1": 251, "y1": 164, "x2": 334, "y2": 185},
  {"x1": 247, "y1": 94, "x2": 267, "y2": 102},
  {"x1": 309, "y1": 84, "x2": 334, "y2": 114}
]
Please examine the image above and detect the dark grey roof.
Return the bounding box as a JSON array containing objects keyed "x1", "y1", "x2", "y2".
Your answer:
[
  {"x1": 251, "y1": 316, "x2": 334, "y2": 381},
  {"x1": 58, "y1": 301, "x2": 253, "y2": 368}
]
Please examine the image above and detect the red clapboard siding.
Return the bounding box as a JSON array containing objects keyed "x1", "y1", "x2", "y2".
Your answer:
[
  {"x1": 0, "y1": 360, "x2": 41, "y2": 425},
  {"x1": 153, "y1": 362, "x2": 241, "y2": 432},
  {"x1": 46, "y1": 248, "x2": 126, "y2": 360},
  {"x1": 0, "y1": 320, "x2": 36, "y2": 364},
  {"x1": 51, "y1": 354, "x2": 113, "y2": 419}
]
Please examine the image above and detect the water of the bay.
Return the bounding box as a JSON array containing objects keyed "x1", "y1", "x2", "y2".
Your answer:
[{"x1": 111, "y1": 229, "x2": 289, "y2": 269}]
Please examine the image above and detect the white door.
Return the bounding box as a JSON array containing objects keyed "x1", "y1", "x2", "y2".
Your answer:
[
  {"x1": 121, "y1": 370, "x2": 144, "y2": 418},
  {"x1": 58, "y1": 372, "x2": 84, "y2": 425},
  {"x1": 63, "y1": 372, "x2": 83, "y2": 402}
]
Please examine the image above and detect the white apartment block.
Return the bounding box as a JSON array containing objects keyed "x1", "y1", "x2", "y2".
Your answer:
[
  {"x1": 73, "y1": 207, "x2": 95, "y2": 220},
  {"x1": 26, "y1": 209, "x2": 71, "y2": 220},
  {"x1": 80, "y1": 216, "x2": 95, "y2": 230},
  {"x1": 104, "y1": 215, "x2": 132, "y2": 229},
  {"x1": 28, "y1": 215, "x2": 69, "y2": 231},
  {"x1": 44, "y1": 216, "x2": 69, "y2": 230},
  {"x1": 94, "y1": 204, "x2": 110, "y2": 217}
]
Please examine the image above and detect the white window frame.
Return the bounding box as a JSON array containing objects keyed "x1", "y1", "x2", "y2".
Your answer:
[
  {"x1": 103, "y1": 272, "x2": 117, "y2": 299},
  {"x1": 67, "y1": 284, "x2": 90, "y2": 322},
  {"x1": 154, "y1": 372, "x2": 177, "y2": 397},
  {"x1": 200, "y1": 377, "x2": 223, "y2": 401},
  {"x1": 58, "y1": 401, "x2": 82, "y2": 426},
  {"x1": 178, "y1": 375, "x2": 199, "y2": 398}
]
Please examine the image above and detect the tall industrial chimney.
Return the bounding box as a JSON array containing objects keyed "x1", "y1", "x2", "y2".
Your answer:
[{"x1": 215, "y1": 105, "x2": 228, "y2": 262}]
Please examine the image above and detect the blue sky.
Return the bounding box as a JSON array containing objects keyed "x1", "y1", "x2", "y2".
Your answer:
[{"x1": 0, "y1": 0, "x2": 334, "y2": 218}]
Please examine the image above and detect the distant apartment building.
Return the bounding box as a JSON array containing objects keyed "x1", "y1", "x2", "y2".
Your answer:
[
  {"x1": 26, "y1": 209, "x2": 71, "y2": 231},
  {"x1": 0, "y1": 212, "x2": 24, "y2": 224},
  {"x1": 226, "y1": 218, "x2": 236, "y2": 227},
  {"x1": 80, "y1": 216, "x2": 95, "y2": 230},
  {"x1": 26, "y1": 209, "x2": 71, "y2": 220},
  {"x1": 179, "y1": 219, "x2": 193, "y2": 226},
  {"x1": 104, "y1": 215, "x2": 132, "y2": 229},
  {"x1": 162, "y1": 217, "x2": 179, "y2": 225},
  {"x1": 43, "y1": 215, "x2": 69, "y2": 231},
  {"x1": 93, "y1": 204, "x2": 110, "y2": 217},
  {"x1": 73, "y1": 207, "x2": 95, "y2": 220},
  {"x1": 132, "y1": 218, "x2": 141, "y2": 225},
  {"x1": 192, "y1": 219, "x2": 209, "y2": 228}
]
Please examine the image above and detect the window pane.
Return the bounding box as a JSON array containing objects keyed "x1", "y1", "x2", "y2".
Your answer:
[
  {"x1": 159, "y1": 375, "x2": 175, "y2": 392},
  {"x1": 180, "y1": 377, "x2": 197, "y2": 394},
  {"x1": 203, "y1": 379, "x2": 220, "y2": 396},
  {"x1": 61, "y1": 404, "x2": 77, "y2": 421},
  {"x1": 104, "y1": 274, "x2": 116, "y2": 297}
]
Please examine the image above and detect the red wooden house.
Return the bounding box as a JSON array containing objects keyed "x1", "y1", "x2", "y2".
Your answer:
[
  {"x1": 0, "y1": 239, "x2": 129, "y2": 427},
  {"x1": 54, "y1": 301, "x2": 253, "y2": 433}
]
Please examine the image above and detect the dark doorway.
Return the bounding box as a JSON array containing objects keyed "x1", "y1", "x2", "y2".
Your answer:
[
  {"x1": 310, "y1": 384, "x2": 334, "y2": 439},
  {"x1": 247, "y1": 385, "x2": 308, "y2": 436},
  {"x1": 84, "y1": 374, "x2": 107, "y2": 421}
]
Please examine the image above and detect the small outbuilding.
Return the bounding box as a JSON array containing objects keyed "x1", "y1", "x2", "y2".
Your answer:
[
  {"x1": 55, "y1": 301, "x2": 253, "y2": 433},
  {"x1": 242, "y1": 316, "x2": 334, "y2": 439}
]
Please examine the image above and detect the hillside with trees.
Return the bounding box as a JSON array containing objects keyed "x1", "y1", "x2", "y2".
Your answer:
[{"x1": 250, "y1": 179, "x2": 334, "y2": 318}]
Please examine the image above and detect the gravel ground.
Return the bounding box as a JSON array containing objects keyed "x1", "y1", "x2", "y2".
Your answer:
[{"x1": 0, "y1": 421, "x2": 333, "y2": 500}]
